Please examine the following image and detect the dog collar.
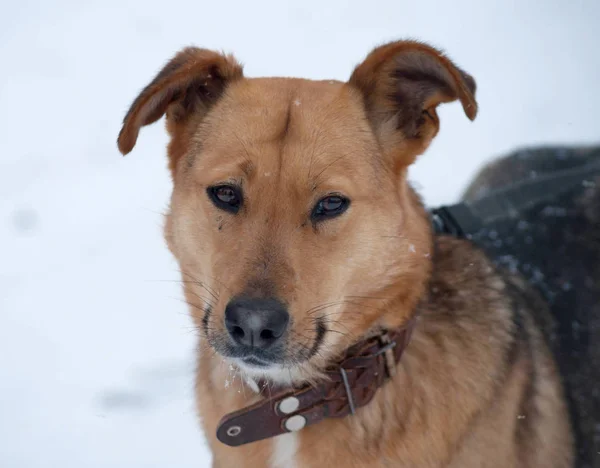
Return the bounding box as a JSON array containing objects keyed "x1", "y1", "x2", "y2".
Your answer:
[{"x1": 216, "y1": 316, "x2": 416, "y2": 446}]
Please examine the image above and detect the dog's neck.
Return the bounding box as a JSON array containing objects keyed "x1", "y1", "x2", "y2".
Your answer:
[
  {"x1": 215, "y1": 318, "x2": 417, "y2": 447},
  {"x1": 201, "y1": 238, "x2": 520, "y2": 464},
  {"x1": 227, "y1": 304, "x2": 422, "y2": 396}
]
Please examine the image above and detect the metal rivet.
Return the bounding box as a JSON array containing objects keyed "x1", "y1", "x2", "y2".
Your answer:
[
  {"x1": 226, "y1": 425, "x2": 242, "y2": 437},
  {"x1": 278, "y1": 396, "x2": 300, "y2": 415},
  {"x1": 284, "y1": 415, "x2": 306, "y2": 432}
]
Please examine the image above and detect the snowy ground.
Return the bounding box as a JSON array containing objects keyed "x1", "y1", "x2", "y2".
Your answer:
[{"x1": 1, "y1": 1, "x2": 599, "y2": 466}]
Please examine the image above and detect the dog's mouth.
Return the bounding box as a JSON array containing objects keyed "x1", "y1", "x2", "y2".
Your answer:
[
  {"x1": 215, "y1": 345, "x2": 306, "y2": 389},
  {"x1": 213, "y1": 334, "x2": 320, "y2": 370},
  {"x1": 240, "y1": 355, "x2": 273, "y2": 368},
  {"x1": 203, "y1": 307, "x2": 328, "y2": 375},
  {"x1": 221, "y1": 344, "x2": 286, "y2": 366}
]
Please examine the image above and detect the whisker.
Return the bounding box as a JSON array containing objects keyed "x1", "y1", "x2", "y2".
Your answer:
[
  {"x1": 288, "y1": 329, "x2": 332, "y2": 362},
  {"x1": 322, "y1": 318, "x2": 358, "y2": 341},
  {"x1": 204, "y1": 274, "x2": 234, "y2": 295},
  {"x1": 323, "y1": 328, "x2": 350, "y2": 336},
  {"x1": 182, "y1": 299, "x2": 210, "y2": 314},
  {"x1": 344, "y1": 295, "x2": 390, "y2": 301},
  {"x1": 180, "y1": 271, "x2": 220, "y2": 302},
  {"x1": 309, "y1": 310, "x2": 365, "y2": 321},
  {"x1": 305, "y1": 298, "x2": 384, "y2": 317},
  {"x1": 305, "y1": 301, "x2": 350, "y2": 316},
  {"x1": 186, "y1": 290, "x2": 215, "y2": 307}
]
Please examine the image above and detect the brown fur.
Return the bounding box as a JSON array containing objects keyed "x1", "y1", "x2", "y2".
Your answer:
[{"x1": 118, "y1": 40, "x2": 573, "y2": 467}]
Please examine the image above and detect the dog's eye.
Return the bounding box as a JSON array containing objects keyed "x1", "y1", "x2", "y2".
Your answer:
[
  {"x1": 311, "y1": 195, "x2": 350, "y2": 221},
  {"x1": 207, "y1": 185, "x2": 242, "y2": 214}
]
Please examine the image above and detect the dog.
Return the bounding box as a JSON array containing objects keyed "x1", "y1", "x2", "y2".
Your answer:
[{"x1": 117, "y1": 41, "x2": 575, "y2": 467}]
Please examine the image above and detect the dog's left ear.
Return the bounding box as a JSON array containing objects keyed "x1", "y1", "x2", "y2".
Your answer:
[{"x1": 349, "y1": 40, "x2": 477, "y2": 168}]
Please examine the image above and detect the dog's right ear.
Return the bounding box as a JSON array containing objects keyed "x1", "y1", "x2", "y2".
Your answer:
[{"x1": 117, "y1": 47, "x2": 243, "y2": 156}]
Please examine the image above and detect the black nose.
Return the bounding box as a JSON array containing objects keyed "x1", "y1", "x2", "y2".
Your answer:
[{"x1": 224, "y1": 297, "x2": 289, "y2": 349}]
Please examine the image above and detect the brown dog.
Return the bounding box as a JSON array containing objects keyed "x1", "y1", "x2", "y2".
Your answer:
[{"x1": 118, "y1": 41, "x2": 574, "y2": 467}]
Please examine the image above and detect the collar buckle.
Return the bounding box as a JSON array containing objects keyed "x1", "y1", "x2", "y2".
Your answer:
[
  {"x1": 376, "y1": 334, "x2": 397, "y2": 378},
  {"x1": 339, "y1": 367, "x2": 356, "y2": 415}
]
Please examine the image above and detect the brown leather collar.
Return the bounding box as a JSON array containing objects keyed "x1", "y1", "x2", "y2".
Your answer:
[{"x1": 216, "y1": 316, "x2": 416, "y2": 446}]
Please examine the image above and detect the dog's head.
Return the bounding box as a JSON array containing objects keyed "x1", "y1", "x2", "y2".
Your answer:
[{"x1": 118, "y1": 41, "x2": 477, "y2": 383}]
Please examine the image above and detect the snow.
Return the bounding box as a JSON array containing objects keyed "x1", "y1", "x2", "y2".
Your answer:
[{"x1": 1, "y1": 1, "x2": 599, "y2": 467}]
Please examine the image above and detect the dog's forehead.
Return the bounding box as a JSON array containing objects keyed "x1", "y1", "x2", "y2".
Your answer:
[
  {"x1": 226, "y1": 77, "x2": 352, "y2": 117},
  {"x1": 192, "y1": 77, "x2": 381, "y2": 182}
]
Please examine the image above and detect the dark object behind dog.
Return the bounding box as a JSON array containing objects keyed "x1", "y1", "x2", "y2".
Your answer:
[{"x1": 461, "y1": 146, "x2": 600, "y2": 468}]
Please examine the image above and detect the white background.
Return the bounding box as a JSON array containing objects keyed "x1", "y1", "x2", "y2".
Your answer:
[{"x1": 1, "y1": 1, "x2": 599, "y2": 466}]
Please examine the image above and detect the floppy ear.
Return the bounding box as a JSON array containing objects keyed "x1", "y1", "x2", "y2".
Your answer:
[
  {"x1": 117, "y1": 47, "x2": 243, "y2": 156},
  {"x1": 349, "y1": 40, "x2": 477, "y2": 168}
]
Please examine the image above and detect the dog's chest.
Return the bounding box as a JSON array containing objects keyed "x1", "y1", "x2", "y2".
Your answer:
[{"x1": 270, "y1": 432, "x2": 298, "y2": 468}]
